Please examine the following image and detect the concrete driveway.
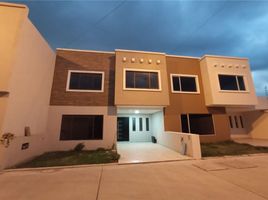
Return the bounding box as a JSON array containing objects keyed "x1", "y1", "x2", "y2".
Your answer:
[
  {"x1": 117, "y1": 142, "x2": 190, "y2": 163},
  {"x1": 1, "y1": 154, "x2": 268, "y2": 200}
]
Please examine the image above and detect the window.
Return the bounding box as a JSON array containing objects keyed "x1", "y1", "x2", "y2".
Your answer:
[
  {"x1": 139, "y1": 118, "x2": 143, "y2": 131},
  {"x1": 240, "y1": 116, "x2": 244, "y2": 128},
  {"x1": 234, "y1": 116, "x2": 239, "y2": 128},
  {"x1": 67, "y1": 70, "x2": 104, "y2": 92},
  {"x1": 132, "y1": 118, "x2": 136, "y2": 131},
  {"x1": 171, "y1": 74, "x2": 199, "y2": 93},
  {"x1": 181, "y1": 114, "x2": 189, "y2": 133},
  {"x1": 125, "y1": 69, "x2": 160, "y2": 90},
  {"x1": 218, "y1": 75, "x2": 246, "y2": 91},
  {"x1": 229, "y1": 116, "x2": 233, "y2": 128},
  {"x1": 60, "y1": 115, "x2": 103, "y2": 140},
  {"x1": 181, "y1": 114, "x2": 214, "y2": 135},
  {"x1": 146, "y1": 118, "x2": 149, "y2": 131}
]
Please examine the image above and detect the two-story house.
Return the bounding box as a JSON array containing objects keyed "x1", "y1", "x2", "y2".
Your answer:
[
  {"x1": 1, "y1": 2, "x2": 268, "y2": 169},
  {"x1": 46, "y1": 48, "x2": 261, "y2": 151}
]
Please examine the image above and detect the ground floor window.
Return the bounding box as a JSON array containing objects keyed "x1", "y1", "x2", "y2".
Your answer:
[
  {"x1": 60, "y1": 115, "x2": 103, "y2": 140},
  {"x1": 229, "y1": 115, "x2": 244, "y2": 129},
  {"x1": 180, "y1": 114, "x2": 214, "y2": 135}
]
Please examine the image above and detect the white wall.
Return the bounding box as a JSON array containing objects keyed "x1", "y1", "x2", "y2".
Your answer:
[
  {"x1": 47, "y1": 106, "x2": 117, "y2": 151},
  {"x1": 151, "y1": 111, "x2": 201, "y2": 159},
  {"x1": 0, "y1": 16, "x2": 55, "y2": 169}
]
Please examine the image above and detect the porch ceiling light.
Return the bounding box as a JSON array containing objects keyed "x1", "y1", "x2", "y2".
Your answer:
[{"x1": 134, "y1": 110, "x2": 140, "y2": 114}]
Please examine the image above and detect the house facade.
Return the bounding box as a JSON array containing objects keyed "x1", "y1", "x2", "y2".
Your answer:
[
  {"x1": 46, "y1": 48, "x2": 262, "y2": 152},
  {"x1": 1, "y1": 2, "x2": 268, "y2": 169}
]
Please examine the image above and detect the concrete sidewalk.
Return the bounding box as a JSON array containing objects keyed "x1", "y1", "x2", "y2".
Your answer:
[{"x1": 1, "y1": 154, "x2": 268, "y2": 200}]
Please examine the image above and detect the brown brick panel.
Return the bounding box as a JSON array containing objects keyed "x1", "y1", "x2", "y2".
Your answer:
[
  {"x1": 50, "y1": 50, "x2": 115, "y2": 106},
  {"x1": 164, "y1": 56, "x2": 230, "y2": 142}
]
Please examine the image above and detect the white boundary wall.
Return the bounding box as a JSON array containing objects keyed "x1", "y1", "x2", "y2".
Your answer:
[{"x1": 151, "y1": 110, "x2": 201, "y2": 159}]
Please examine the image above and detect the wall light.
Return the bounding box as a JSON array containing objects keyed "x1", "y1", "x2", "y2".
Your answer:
[{"x1": 134, "y1": 110, "x2": 140, "y2": 114}]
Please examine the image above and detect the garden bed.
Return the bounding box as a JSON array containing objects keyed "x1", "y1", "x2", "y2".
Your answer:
[
  {"x1": 201, "y1": 140, "x2": 268, "y2": 157},
  {"x1": 14, "y1": 149, "x2": 120, "y2": 168}
]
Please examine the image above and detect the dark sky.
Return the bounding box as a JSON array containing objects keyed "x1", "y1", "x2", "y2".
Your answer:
[{"x1": 9, "y1": 0, "x2": 268, "y2": 96}]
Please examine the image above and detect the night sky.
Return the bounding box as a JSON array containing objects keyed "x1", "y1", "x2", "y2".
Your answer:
[{"x1": 8, "y1": 0, "x2": 268, "y2": 96}]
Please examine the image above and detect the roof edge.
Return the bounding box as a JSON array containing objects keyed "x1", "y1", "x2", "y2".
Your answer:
[
  {"x1": 115, "y1": 49, "x2": 166, "y2": 55},
  {"x1": 0, "y1": 2, "x2": 28, "y2": 9},
  {"x1": 201, "y1": 54, "x2": 248, "y2": 61},
  {"x1": 56, "y1": 48, "x2": 115, "y2": 54}
]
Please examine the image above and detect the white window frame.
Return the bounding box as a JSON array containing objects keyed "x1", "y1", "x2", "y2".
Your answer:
[
  {"x1": 123, "y1": 68, "x2": 162, "y2": 91},
  {"x1": 170, "y1": 74, "x2": 200, "y2": 94},
  {"x1": 218, "y1": 74, "x2": 249, "y2": 93},
  {"x1": 66, "y1": 70, "x2": 105, "y2": 93}
]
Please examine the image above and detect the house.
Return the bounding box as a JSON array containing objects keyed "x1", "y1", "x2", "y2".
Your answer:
[{"x1": 1, "y1": 2, "x2": 268, "y2": 169}]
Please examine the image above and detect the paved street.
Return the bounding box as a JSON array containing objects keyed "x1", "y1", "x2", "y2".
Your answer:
[{"x1": 0, "y1": 154, "x2": 268, "y2": 200}]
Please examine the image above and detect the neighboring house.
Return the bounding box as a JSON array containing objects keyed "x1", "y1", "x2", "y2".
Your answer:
[{"x1": 1, "y1": 2, "x2": 268, "y2": 169}]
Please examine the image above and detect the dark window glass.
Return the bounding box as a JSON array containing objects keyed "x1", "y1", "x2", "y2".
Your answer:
[
  {"x1": 139, "y1": 118, "x2": 143, "y2": 131},
  {"x1": 60, "y1": 115, "x2": 103, "y2": 140},
  {"x1": 180, "y1": 76, "x2": 197, "y2": 92},
  {"x1": 237, "y1": 76, "x2": 246, "y2": 91},
  {"x1": 69, "y1": 72, "x2": 102, "y2": 90},
  {"x1": 229, "y1": 116, "x2": 233, "y2": 128},
  {"x1": 146, "y1": 118, "x2": 149, "y2": 131},
  {"x1": 125, "y1": 71, "x2": 159, "y2": 89},
  {"x1": 181, "y1": 114, "x2": 189, "y2": 133},
  {"x1": 135, "y1": 72, "x2": 149, "y2": 88},
  {"x1": 132, "y1": 118, "x2": 136, "y2": 131},
  {"x1": 218, "y1": 75, "x2": 238, "y2": 90},
  {"x1": 234, "y1": 116, "x2": 239, "y2": 128},
  {"x1": 150, "y1": 72, "x2": 159, "y2": 89},
  {"x1": 240, "y1": 116, "x2": 244, "y2": 128},
  {"x1": 126, "y1": 71, "x2": 134, "y2": 88},
  {"x1": 172, "y1": 76, "x2": 181, "y2": 91},
  {"x1": 189, "y1": 114, "x2": 214, "y2": 135}
]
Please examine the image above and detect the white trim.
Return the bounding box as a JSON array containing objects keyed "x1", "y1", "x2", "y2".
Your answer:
[
  {"x1": 170, "y1": 73, "x2": 200, "y2": 94},
  {"x1": 115, "y1": 49, "x2": 165, "y2": 55},
  {"x1": 57, "y1": 48, "x2": 115, "y2": 54},
  {"x1": 166, "y1": 54, "x2": 200, "y2": 59},
  {"x1": 123, "y1": 68, "x2": 162, "y2": 91},
  {"x1": 201, "y1": 54, "x2": 248, "y2": 61},
  {"x1": 66, "y1": 70, "x2": 105, "y2": 93},
  {"x1": 217, "y1": 74, "x2": 250, "y2": 93}
]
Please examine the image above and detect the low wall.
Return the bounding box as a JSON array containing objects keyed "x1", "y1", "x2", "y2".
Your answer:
[
  {"x1": 158, "y1": 131, "x2": 201, "y2": 159},
  {"x1": 0, "y1": 134, "x2": 45, "y2": 169},
  {"x1": 245, "y1": 111, "x2": 268, "y2": 139}
]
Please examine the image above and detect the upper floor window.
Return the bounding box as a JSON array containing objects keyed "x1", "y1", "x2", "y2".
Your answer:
[
  {"x1": 171, "y1": 74, "x2": 200, "y2": 93},
  {"x1": 66, "y1": 70, "x2": 104, "y2": 92},
  {"x1": 124, "y1": 69, "x2": 161, "y2": 91},
  {"x1": 218, "y1": 75, "x2": 246, "y2": 91}
]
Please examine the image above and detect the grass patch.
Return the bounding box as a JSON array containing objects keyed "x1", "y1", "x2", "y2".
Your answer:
[
  {"x1": 201, "y1": 140, "x2": 268, "y2": 157},
  {"x1": 14, "y1": 149, "x2": 120, "y2": 169}
]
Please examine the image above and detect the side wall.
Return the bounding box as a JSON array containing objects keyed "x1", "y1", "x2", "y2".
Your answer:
[
  {"x1": 47, "y1": 106, "x2": 117, "y2": 151},
  {"x1": 164, "y1": 56, "x2": 230, "y2": 143},
  {"x1": 0, "y1": 3, "x2": 28, "y2": 135},
  {"x1": 0, "y1": 15, "x2": 55, "y2": 168},
  {"x1": 244, "y1": 110, "x2": 268, "y2": 139}
]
